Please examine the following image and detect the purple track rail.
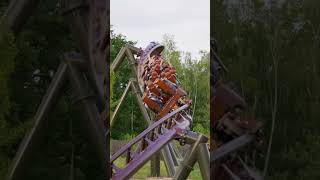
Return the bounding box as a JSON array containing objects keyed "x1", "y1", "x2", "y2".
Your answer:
[{"x1": 111, "y1": 104, "x2": 191, "y2": 180}]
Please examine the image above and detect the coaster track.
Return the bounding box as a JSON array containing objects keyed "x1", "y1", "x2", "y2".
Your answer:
[
  {"x1": 111, "y1": 42, "x2": 209, "y2": 180},
  {"x1": 111, "y1": 104, "x2": 190, "y2": 180}
]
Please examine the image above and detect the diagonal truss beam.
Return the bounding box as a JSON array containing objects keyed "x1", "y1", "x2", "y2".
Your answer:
[
  {"x1": 110, "y1": 44, "x2": 211, "y2": 180},
  {"x1": 111, "y1": 45, "x2": 180, "y2": 177},
  {"x1": 210, "y1": 134, "x2": 254, "y2": 163},
  {"x1": 110, "y1": 81, "x2": 132, "y2": 126},
  {"x1": 110, "y1": 79, "x2": 152, "y2": 127},
  {"x1": 7, "y1": 62, "x2": 68, "y2": 180}
]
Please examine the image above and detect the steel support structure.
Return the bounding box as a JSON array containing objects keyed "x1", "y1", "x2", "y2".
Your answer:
[
  {"x1": 7, "y1": 62, "x2": 68, "y2": 180},
  {"x1": 111, "y1": 47, "x2": 176, "y2": 177},
  {"x1": 2, "y1": 0, "x2": 110, "y2": 179},
  {"x1": 173, "y1": 133, "x2": 209, "y2": 180},
  {"x1": 111, "y1": 44, "x2": 210, "y2": 180}
]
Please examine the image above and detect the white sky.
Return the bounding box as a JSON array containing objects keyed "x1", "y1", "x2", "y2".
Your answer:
[{"x1": 111, "y1": 0, "x2": 210, "y2": 60}]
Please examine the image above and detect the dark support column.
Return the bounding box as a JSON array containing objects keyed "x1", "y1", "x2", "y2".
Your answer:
[
  {"x1": 150, "y1": 153, "x2": 161, "y2": 177},
  {"x1": 161, "y1": 145, "x2": 176, "y2": 177},
  {"x1": 197, "y1": 143, "x2": 210, "y2": 180},
  {"x1": 131, "y1": 80, "x2": 152, "y2": 123},
  {"x1": 61, "y1": 0, "x2": 106, "y2": 111},
  {"x1": 173, "y1": 134, "x2": 208, "y2": 180},
  {"x1": 4, "y1": 0, "x2": 39, "y2": 34},
  {"x1": 65, "y1": 55, "x2": 108, "y2": 178},
  {"x1": 7, "y1": 62, "x2": 68, "y2": 180},
  {"x1": 60, "y1": 0, "x2": 89, "y2": 58},
  {"x1": 168, "y1": 143, "x2": 180, "y2": 166}
]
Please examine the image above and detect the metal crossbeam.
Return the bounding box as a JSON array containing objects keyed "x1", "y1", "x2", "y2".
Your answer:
[
  {"x1": 111, "y1": 104, "x2": 190, "y2": 179},
  {"x1": 111, "y1": 44, "x2": 210, "y2": 180},
  {"x1": 210, "y1": 134, "x2": 254, "y2": 163},
  {"x1": 2, "y1": 1, "x2": 110, "y2": 179}
]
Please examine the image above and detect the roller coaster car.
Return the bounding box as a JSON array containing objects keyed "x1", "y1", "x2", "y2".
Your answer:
[
  {"x1": 211, "y1": 81, "x2": 262, "y2": 140},
  {"x1": 210, "y1": 38, "x2": 264, "y2": 180},
  {"x1": 139, "y1": 42, "x2": 192, "y2": 123},
  {"x1": 212, "y1": 81, "x2": 247, "y2": 126},
  {"x1": 156, "y1": 91, "x2": 185, "y2": 119},
  {"x1": 142, "y1": 93, "x2": 163, "y2": 113}
]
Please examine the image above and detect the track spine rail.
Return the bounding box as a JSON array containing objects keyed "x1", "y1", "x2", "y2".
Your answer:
[{"x1": 111, "y1": 104, "x2": 190, "y2": 180}]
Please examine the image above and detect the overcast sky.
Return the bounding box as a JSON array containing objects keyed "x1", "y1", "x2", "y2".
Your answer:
[{"x1": 111, "y1": 0, "x2": 210, "y2": 59}]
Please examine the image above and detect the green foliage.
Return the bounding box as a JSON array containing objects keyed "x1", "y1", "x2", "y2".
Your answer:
[
  {"x1": 268, "y1": 129, "x2": 320, "y2": 180},
  {"x1": 213, "y1": 0, "x2": 320, "y2": 178},
  {"x1": 162, "y1": 36, "x2": 210, "y2": 135},
  {"x1": 0, "y1": 19, "x2": 16, "y2": 128},
  {"x1": 110, "y1": 30, "x2": 148, "y2": 139},
  {"x1": 0, "y1": 18, "x2": 17, "y2": 179}
]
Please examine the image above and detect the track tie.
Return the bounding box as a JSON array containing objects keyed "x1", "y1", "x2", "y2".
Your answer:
[
  {"x1": 173, "y1": 118, "x2": 181, "y2": 125},
  {"x1": 162, "y1": 127, "x2": 169, "y2": 133},
  {"x1": 144, "y1": 137, "x2": 154, "y2": 145}
]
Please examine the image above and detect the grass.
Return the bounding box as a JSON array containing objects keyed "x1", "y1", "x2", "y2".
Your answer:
[{"x1": 114, "y1": 157, "x2": 203, "y2": 180}]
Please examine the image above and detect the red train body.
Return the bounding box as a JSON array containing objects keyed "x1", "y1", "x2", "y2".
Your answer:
[{"x1": 138, "y1": 42, "x2": 191, "y2": 120}]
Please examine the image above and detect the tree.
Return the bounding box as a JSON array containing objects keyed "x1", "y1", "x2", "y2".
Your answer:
[
  {"x1": 213, "y1": 0, "x2": 320, "y2": 179},
  {"x1": 162, "y1": 35, "x2": 210, "y2": 135},
  {"x1": 110, "y1": 30, "x2": 147, "y2": 139}
]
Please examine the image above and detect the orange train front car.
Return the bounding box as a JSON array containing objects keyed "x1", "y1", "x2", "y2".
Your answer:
[{"x1": 137, "y1": 42, "x2": 192, "y2": 121}]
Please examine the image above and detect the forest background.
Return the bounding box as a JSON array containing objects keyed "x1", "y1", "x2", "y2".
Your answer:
[{"x1": 213, "y1": 0, "x2": 320, "y2": 179}]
